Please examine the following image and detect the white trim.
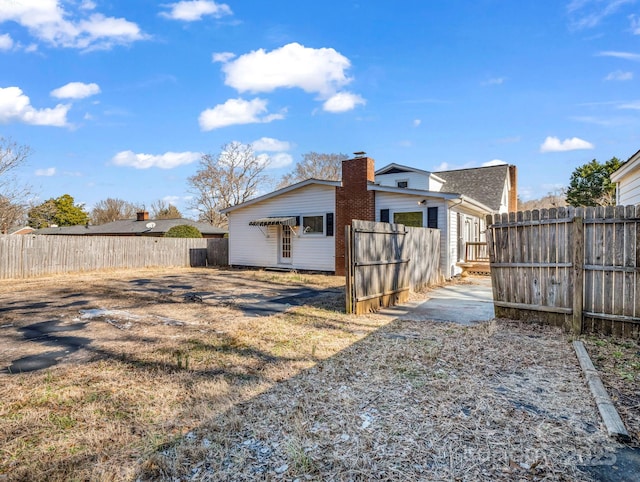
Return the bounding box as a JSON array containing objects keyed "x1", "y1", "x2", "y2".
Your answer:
[
  {"x1": 221, "y1": 179, "x2": 341, "y2": 214},
  {"x1": 611, "y1": 150, "x2": 640, "y2": 182}
]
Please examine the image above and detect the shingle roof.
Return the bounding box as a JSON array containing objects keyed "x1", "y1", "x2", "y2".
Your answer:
[
  {"x1": 434, "y1": 164, "x2": 510, "y2": 211},
  {"x1": 35, "y1": 218, "x2": 227, "y2": 236}
]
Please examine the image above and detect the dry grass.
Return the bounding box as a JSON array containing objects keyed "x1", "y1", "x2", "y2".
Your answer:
[
  {"x1": 0, "y1": 268, "x2": 631, "y2": 481},
  {"x1": 0, "y1": 267, "x2": 377, "y2": 481},
  {"x1": 582, "y1": 335, "x2": 640, "y2": 446},
  {"x1": 140, "y1": 319, "x2": 623, "y2": 482}
]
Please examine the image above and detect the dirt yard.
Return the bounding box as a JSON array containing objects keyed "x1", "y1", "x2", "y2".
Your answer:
[{"x1": 0, "y1": 268, "x2": 637, "y2": 481}]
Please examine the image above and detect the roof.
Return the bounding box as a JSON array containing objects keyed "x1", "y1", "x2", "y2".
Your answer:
[
  {"x1": 434, "y1": 164, "x2": 510, "y2": 211},
  {"x1": 35, "y1": 218, "x2": 227, "y2": 236},
  {"x1": 220, "y1": 179, "x2": 341, "y2": 214},
  {"x1": 611, "y1": 149, "x2": 640, "y2": 182},
  {"x1": 375, "y1": 163, "x2": 447, "y2": 183}
]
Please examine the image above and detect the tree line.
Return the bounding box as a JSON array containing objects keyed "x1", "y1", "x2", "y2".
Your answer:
[
  {"x1": 0, "y1": 135, "x2": 630, "y2": 233},
  {"x1": 0, "y1": 137, "x2": 346, "y2": 232}
]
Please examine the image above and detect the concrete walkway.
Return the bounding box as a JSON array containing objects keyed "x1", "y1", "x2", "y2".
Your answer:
[{"x1": 380, "y1": 277, "x2": 495, "y2": 325}]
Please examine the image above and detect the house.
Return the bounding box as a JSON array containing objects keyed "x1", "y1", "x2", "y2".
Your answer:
[
  {"x1": 221, "y1": 154, "x2": 516, "y2": 278},
  {"x1": 611, "y1": 149, "x2": 640, "y2": 206},
  {"x1": 35, "y1": 211, "x2": 226, "y2": 238},
  {"x1": 9, "y1": 226, "x2": 35, "y2": 235}
]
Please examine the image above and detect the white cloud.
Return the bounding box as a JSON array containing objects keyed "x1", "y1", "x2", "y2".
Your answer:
[
  {"x1": 540, "y1": 136, "x2": 594, "y2": 153},
  {"x1": 482, "y1": 159, "x2": 507, "y2": 167},
  {"x1": 0, "y1": 33, "x2": 13, "y2": 50},
  {"x1": 567, "y1": 0, "x2": 633, "y2": 29},
  {"x1": 80, "y1": 1, "x2": 97, "y2": 10},
  {"x1": 604, "y1": 70, "x2": 633, "y2": 81},
  {"x1": 433, "y1": 162, "x2": 450, "y2": 171},
  {"x1": 160, "y1": 1, "x2": 232, "y2": 21},
  {"x1": 212, "y1": 51, "x2": 235, "y2": 63},
  {"x1": 221, "y1": 42, "x2": 353, "y2": 96},
  {"x1": 482, "y1": 77, "x2": 505, "y2": 86},
  {"x1": 0, "y1": 0, "x2": 146, "y2": 50},
  {"x1": 618, "y1": 100, "x2": 640, "y2": 109},
  {"x1": 198, "y1": 97, "x2": 284, "y2": 130},
  {"x1": 597, "y1": 50, "x2": 640, "y2": 61},
  {"x1": 631, "y1": 14, "x2": 640, "y2": 34},
  {"x1": 50, "y1": 82, "x2": 100, "y2": 99},
  {"x1": 252, "y1": 137, "x2": 291, "y2": 152},
  {"x1": 261, "y1": 152, "x2": 293, "y2": 169},
  {"x1": 322, "y1": 91, "x2": 366, "y2": 113},
  {"x1": 0, "y1": 86, "x2": 70, "y2": 126},
  {"x1": 413, "y1": 119, "x2": 421, "y2": 127},
  {"x1": 111, "y1": 150, "x2": 201, "y2": 169},
  {"x1": 35, "y1": 167, "x2": 56, "y2": 176}
]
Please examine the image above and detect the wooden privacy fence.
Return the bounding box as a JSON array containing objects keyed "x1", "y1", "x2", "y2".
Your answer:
[
  {"x1": 345, "y1": 220, "x2": 441, "y2": 314},
  {"x1": 486, "y1": 205, "x2": 640, "y2": 338},
  {"x1": 0, "y1": 236, "x2": 229, "y2": 279}
]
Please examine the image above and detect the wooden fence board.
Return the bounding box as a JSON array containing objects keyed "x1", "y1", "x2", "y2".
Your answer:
[
  {"x1": 346, "y1": 220, "x2": 441, "y2": 314},
  {"x1": 0, "y1": 236, "x2": 228, "y2": 279},
  {"x1": 488, "y1": 205, "x2": 640, "y2": 339}
]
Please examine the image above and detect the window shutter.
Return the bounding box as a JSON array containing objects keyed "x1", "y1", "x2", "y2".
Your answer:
[
  {"x1": 326, "y1": 213, "x2": 334, "y2": 236},
  {"x1": 427, "y1": 207, "x2": 438, "y2": 229},
  {"x1": 380, "y1": 209, "x2": 390, "y2": 223}
]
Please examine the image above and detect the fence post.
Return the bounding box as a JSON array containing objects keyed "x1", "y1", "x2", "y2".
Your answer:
[
  {"x1": 345, "y1": 225, "x2": 353, "y2": 314},
  {"x1": 572, "y1": 216, "x2": 584, "y2": 335}
]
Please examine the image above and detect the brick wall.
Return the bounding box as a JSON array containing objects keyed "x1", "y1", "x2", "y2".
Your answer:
[{"x1": 335, "y1": 156, "x2": 376, "y2": 275}]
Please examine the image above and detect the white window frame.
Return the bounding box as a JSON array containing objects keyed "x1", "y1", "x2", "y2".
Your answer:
[
  {"x1": 396, "y1": 179, "x2": 409, "y2": 188},
  {"x1": 301, "y1": 213, "x2": 324, "y2": 236}
]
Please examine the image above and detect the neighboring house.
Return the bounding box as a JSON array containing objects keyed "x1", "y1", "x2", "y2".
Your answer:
[
  {"x1": 9, "y1": 227, "x2": 35, "y2": 235},
  {"x1": 221, "y1": 154, "x2": 517, "y2": 278},
  {"x1": 611, "y1": 149, "x2": 640, "y2": 206},
  {"x1": 35, "y1": 211, "x2": 226, "y2": 238}
]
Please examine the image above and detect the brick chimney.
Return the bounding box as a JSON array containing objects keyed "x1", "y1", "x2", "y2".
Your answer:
[
  {"x1": 335, "y1": 153, "x2": 376, "y2": 275},
  {"x1": 136, "y1": 211, "x2": 150, "y2": 221},
  {"x1": 508, "y1": 165, "x2": 518, "y2": 212}
]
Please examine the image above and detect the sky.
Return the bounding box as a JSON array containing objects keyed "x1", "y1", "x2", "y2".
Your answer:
[{"x1": 2, "y1": 0, "x2": 640, "y2": 217}]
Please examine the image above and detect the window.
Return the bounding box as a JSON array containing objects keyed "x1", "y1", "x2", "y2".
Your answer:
[
  {"x1": 427, "y1": 207, "x2": 438, "y2": 229},
  {"x1": 393, "y1": 211, "x2": 423, "y2": 227},
  {"x1": 396, "y1": 179, "x2": 409, "y2": 188},
  {"x1": 380, "y1": 209, "x2": 390, "y2": 223},
  {"x1": 302, "y1": 215, "x2": 323, "y2": 234}
]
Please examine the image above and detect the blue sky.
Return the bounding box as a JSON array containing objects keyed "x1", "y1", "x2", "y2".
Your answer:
[{"x1": 1, "y1": 0, "x2": 640, "y2": 216}]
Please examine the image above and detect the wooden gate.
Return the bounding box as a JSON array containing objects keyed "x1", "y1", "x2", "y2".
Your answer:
[
  {"x1": 486, "y1": 206, "x2": 640, "y2": 338},
  {"x1": 345, "y1": 220, "x2": 441, "y2": 314}
]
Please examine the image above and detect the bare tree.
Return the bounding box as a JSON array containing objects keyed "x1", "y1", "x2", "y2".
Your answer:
[
  {"x1": 278, "y1": 152, "x2": 347, "y2": 188},
  {"x1": 519, "y1": 188, "x2": 568, "y2": 211},
  {"x1": 150, "y1": 200, "x2": 182, "y2": 219},
  {"x1": 0, "y1": 138, "x2": 32, "y2": 233},
  {"x1": 188, "y1": 142, "x2": 269, "y2": 228},
  {"x1": 91, "y1": 198, "x2": 141, "y2": 224}
]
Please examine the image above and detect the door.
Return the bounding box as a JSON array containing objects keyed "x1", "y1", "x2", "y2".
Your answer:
[{"x1": 278, "y1": 226, "x2": 292, "y2": 264}]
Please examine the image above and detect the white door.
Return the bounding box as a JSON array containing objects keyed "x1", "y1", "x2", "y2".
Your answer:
[{"x1": 278, "y1": 226, "x2": 292, "y2": 264}]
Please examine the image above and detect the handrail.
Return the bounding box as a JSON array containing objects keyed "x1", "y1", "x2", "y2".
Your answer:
[{"x1": 465, "y1": 242, "x2": 489, "y2": 262}]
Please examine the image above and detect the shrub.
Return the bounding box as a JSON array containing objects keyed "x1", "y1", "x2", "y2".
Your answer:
[{"x1": 164, "y1": 225, "x2": 203, "y2": 238}]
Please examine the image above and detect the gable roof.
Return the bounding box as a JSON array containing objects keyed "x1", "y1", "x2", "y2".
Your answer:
[
  {"x1": 35, "y1": 218, "x2": 226, "y2": 236},
  {"x1": 611, "y1": 149, "x2": 640, "y2": 182},
  {"x1": 375, "y1": 163, "x2": 447, "y2": 183},
  {"x1": 220, "y1": 178, "x2": 341, "y2": 214},
  {"x1": 434, "y1": 164, "x2": 510, "y2": 211}
]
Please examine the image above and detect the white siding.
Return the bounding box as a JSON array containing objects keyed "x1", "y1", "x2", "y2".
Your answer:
[
  {"x1": 375, "y1": 172, "x2": 431, "y2": 190},
  {"x1": 227, "y1": 184, "x2": 336, "y2": 271},
  {"x1": 429, "y1": 177, "x2": 445, "y2": 191},
  {"x1": 618, "y1": 170, "x2": 640, "y2": 205},
  {"x1": 375, "y1": 191, "x2": 449, "y2": 277}
]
